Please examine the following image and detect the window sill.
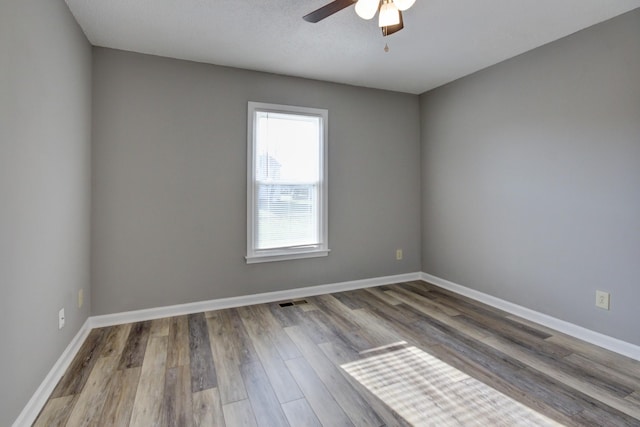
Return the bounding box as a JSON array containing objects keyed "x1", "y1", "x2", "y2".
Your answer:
[{"x1": 245, "y1": 248, "x2": 330, "y2": 264}]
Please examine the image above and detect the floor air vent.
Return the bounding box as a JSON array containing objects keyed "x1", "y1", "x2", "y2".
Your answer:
[{"x1": 279, "y1": 299, "x2": 308, "y2": 307}]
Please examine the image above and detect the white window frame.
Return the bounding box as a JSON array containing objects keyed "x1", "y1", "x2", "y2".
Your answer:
[{"x1": 246, "y1": 101, "x2": 329, "y2": 264}]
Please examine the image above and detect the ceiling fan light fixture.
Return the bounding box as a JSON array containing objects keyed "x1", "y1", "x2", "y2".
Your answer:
[
  {"x1": 393, "y1": 0, "x2": 415, "y2": 11},
  {"x1": 378, "y1": 1, "x2": 400, "y2": 27},
  {"x1": 355, "y1": 0, "x2": 380, "y2": 20}
]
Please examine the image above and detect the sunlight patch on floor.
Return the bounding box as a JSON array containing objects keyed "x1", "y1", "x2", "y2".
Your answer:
[{"x1": 341, "y1": 345, "x2": 563, "y2": 426}]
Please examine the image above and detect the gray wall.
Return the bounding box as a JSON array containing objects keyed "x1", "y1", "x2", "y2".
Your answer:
[
  {"x1": 91, "y1": 48, "x2": 421, "y2": 315},
  {"x1": 0, "y1": 0, "x2": 92, "y2": 424},
  {"x1": 420, "y1": 10, "x2": 640, "y2": 345}
]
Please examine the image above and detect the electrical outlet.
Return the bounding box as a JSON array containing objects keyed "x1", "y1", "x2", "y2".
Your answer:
[
  {"x1": 595, "y1": 290, "x2": 610, "y2": 310},
  {"x1": 78, "y1": 289, "x2": 84, "y2": 308},
  {"x1": 396, "y1": 249, "x2": 403, "y2": 260},
  {"x1": 58, "y1": 308, "x2": 65, "y2": 329}
]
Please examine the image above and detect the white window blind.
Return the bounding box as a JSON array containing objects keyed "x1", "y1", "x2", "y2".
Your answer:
[{"x1": 247, "y1": 102, "x2": 328, "y2": 263}]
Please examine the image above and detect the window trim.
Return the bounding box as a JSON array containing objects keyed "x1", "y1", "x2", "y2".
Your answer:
[{"x1": 246, "y1": 101, "x2": 329, "y2": 264}]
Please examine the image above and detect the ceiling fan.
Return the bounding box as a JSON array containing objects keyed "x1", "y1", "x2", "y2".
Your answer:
[{"x1": 303, "y1": 0, "x2": 416, "y2": 36}]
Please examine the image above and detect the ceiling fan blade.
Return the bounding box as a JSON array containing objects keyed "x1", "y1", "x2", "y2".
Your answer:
[
  {"x1": 303, "y1": 0, "x2": 357, "y2": 23},
  {"x1": 381, "y1": 10, "x2": 404, "y2": 36}
]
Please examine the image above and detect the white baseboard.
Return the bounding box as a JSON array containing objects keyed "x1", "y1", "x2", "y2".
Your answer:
[
  {"x1": 13, "y1": 318, "x2": 92, "y2": 427},
  {"x1": 90, "y1": 272, "x2": 422, "y2": 328},
  {"x1": 420, "y1": 272, "x2": 640, "y2": 361}
]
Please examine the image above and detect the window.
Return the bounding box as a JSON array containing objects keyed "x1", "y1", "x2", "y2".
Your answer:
[{"x1": 246, "y1": 102, "x2": 329, "y2": 263}]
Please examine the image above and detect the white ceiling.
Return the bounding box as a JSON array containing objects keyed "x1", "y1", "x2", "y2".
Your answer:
[{"x1": 65, "y1": 0, "x2": 639, "y2": 94}]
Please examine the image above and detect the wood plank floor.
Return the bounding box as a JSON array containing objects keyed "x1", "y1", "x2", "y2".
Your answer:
[{"x1": 35, "y1": 281, "x2": 640, "y2": 426}]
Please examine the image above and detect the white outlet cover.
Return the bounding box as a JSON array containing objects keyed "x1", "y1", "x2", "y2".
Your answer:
[
  {"x1": 58, "y1": 308, "x2": 65, "y2": 329},
  {"x1": 595, "y1": 290, "x2": 610, "y2": 310}
]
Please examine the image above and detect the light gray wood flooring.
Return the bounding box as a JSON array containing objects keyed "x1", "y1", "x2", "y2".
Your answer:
[{"x1": 34, "y1": 281, "x2": 640, "y2": 426}]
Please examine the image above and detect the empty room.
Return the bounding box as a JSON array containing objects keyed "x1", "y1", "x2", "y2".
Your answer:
[{"x1": 2, "y1": 0, "x2": 640, "y2": 425}]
